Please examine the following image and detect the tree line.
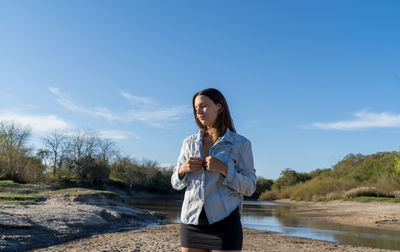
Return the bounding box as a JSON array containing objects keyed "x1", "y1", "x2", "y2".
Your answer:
[
  {"x1": 0, "y1": 120, "x2": 329, "y2": 200},
  {"x1": 0, "y1": 121, "x2": 176, "y2": 194}
]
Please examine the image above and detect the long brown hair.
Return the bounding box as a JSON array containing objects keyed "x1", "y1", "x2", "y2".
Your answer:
[{"x1": 192, "y1": 88, "x2": 236, "y2": 143}]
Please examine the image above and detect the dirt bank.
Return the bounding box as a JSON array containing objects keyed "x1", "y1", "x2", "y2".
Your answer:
[
  {"x1": 276, "y1": 199, "x2": 400, "y2": 231},
  {"x1": 0, "y1": 188, "x2": 163, "y2": 251}
]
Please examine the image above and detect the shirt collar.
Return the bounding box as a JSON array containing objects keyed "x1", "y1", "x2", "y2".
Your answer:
[{"x1": 196, "y1": 127, "x2": 234, "y2": 145}]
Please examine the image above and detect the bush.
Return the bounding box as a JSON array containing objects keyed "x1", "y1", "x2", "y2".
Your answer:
[
  {"x1": 73, "y1": 156, "x2": 110, "y2": 185},
  {"x1": 109, "y1": 157, "x2": 176, "y2": 194},
  {"x1": 259, "y1": 190, "x2": 278, "y2": 201},
  {"x1": 290, "y1": 176, "x2": 359, "y2": 201},
  {"x1": 16, "y1": 156, "x2": 46, "y2": 184},
  {"x1": 344, "y1": 187, "x2": 379, "y2": 198},
  {"x1": 326, "y1": 191, "x2": 344, "y2": 200},
  {"x1": 278, "y1": 185, "x2": 297, "y2": 199},
  {"x1": 374, "y1": 172, "x2": 400, "y2": 195}
]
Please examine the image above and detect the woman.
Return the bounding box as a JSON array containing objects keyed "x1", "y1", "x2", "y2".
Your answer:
[{"x1": 171, "y1": 88, "x2": 257, "y2": 252}]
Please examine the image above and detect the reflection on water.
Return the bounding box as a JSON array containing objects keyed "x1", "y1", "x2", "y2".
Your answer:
[
  {"x1": 127, "y1": 198, "x2": 400, "y2": 250},
  {"x1": 241, "y1": 201, "x2": 400, "y2": 250}
]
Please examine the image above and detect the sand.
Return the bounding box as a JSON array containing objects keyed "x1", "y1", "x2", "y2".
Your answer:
[{"x1": 34, "y1": 223, "x2": 391, "y2": 252}]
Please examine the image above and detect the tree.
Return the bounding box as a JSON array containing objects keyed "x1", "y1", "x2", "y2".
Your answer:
[
  {"x1": 0, "y1": 121, "x2": 32, "y2": 179},
  {"x1": 0, "y1": 121, "x2": 31, "y2": 152},
  {"x1": 83, "y1": 130, "x2": 99, "y2": 157},
  {"x1": 41, "y1": 131, "x2": 66, "y2": 174},
  {"x1": 272, "y1": 168, "x2": 311, "y2": 191},
  {"x1": 98, "y1": 138, "x2": 118, "y2": 162},
  {"x1": 69, "y1": 130, "x2": 85, "y2": 161}
]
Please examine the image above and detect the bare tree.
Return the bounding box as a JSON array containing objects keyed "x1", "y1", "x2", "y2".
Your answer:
[
  {"x1": 98, "y1": 138, "x2": 118, "y2": 162},
  {"x1": 83, "y1": 130, "x2": 99, "y2": 157},
  {"x1": 69, "y1": 130, "x2": 85, "y2": 160},
  {"x1": 41, "y1": 131, "x2": 66, "y2": 174}
]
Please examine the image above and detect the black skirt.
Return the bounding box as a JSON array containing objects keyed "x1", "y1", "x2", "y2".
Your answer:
[{"x1": 180, "y1": 206, "x2": 243, "y2": 250}]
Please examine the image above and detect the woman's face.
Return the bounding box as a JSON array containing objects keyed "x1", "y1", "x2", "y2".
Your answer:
[{"x1": 194, "y1": 95, "x2": 222, "y2": 128}]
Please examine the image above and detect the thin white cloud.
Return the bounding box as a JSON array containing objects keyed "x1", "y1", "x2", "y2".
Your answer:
[
  {"x1": 92, "y1": 107, "x2": 122, "y2": 121},
  {"x1": 0, "y1": 111, "x2": 72, "y2": 133},
  {"x1": 49, "y1": 87, "x2": 191, "y2": 127},
  {"x1": 49, "y1": 87, "x2": 83, "y2": 112},
  {"x1": 311, "y1": 110, "x2": 400, "y2": 130},
  {"x1": 50, "y1": 87, "x2": 124, "y2": 120},
  {"x1": 125, "y1": 106, "x2": 190, "y2": 122},
  {"x1": 120, "y1": 91, "x2": 156, "y2": 106},
  {"x1": 97, "y1": 130, "x2": 140, "y2": 140},
  {"x1": 48, "y1": 87, "x2": 61, "y2": 96}
]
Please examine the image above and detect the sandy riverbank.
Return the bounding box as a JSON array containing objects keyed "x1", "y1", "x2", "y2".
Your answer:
[
  {"x1": 276, "y1": 199, "x2": 400, "y2": 231},
  {"x1": 0, "y1": 188, "x2": 163, "y2": 251},
  {"x1": 35, "y1": 223, "x2": 391, "y2": 252}
]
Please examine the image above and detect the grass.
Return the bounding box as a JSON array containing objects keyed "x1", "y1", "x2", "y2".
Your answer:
[
  {"x1": 65, "y1": 190, "x2": 116, "y2": 196},
  {"x1": 0, "y1": 192, "x2": 45, "y2": 205},
  {"x1": 0, "y1": 193, "x2": 40, "y2": 199},
  {"x1": 0, "y1": 183, "x2": 48, "y2": 205},
  {"x1": 0, "y1": 179, "x2": 117, "y2": 205},
  {"x1": 0, "y1": 179, "x2": 51, "y2": 205},
  {"x1": 0, "y1": 199, "x2": 36, "y2": 205},
  {"x1": 348, "y1": 196, "x2": 400, "y2": 203},
  {"x1": 0, "y1": 180, "x2": 17, "y2": 186}
]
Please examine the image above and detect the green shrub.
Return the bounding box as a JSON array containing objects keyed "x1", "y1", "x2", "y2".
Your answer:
[
  {"x1": 374, "y1": 172, "x2": 400, "y2": 195},
  {"x1": 278, "y1": 185, "x2": 297, "y2": 199},
  {"x1": 16, "y1": 156, "x2": 46, "y2": 184},
  {"x1": 259, "y1": 190, "x2": 278, "y2": 201},
  {"x1": 73, "y1": 156, "x2": 110, "y2": 185},
  {"x1": 290, "y1": 176, "x2": 359, "y2": 201}
]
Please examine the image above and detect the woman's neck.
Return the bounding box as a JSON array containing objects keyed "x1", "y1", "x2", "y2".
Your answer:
[
  {"x1": 204, "y1": 127, "x2": 218, "y2": 143},
  {"x1": 206, "y1": 127, "x2": 217, "y2": 135}
]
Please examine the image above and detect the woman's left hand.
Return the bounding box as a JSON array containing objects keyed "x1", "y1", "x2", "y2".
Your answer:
[{"x1": 204, "y1": 156, "x2": 227, "y2": 177}]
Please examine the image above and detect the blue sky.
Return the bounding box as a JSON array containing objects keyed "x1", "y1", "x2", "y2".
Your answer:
[{"x1": 1, "y1": 1, "x2": 400, "y2": 179}]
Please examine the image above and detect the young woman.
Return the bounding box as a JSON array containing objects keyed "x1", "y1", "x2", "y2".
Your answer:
[{"x1": 171, "y1": 88, "x2": 257, "y2": 252}]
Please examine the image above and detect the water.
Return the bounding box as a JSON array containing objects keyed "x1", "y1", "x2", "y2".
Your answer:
[{"x1": 127, "y1": 198, "x2": 400, "y2": 250}]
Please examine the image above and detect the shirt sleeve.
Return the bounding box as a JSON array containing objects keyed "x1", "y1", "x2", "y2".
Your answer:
[
  {"x1": 222, "y1": 139, "x2": 257, "y2": 196},
  {"x1": 171, "y1": 138, "x2": 189, "y2": 190}
]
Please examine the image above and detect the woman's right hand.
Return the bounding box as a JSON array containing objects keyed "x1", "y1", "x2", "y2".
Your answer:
[{"x1": 178, "y1": 157, "x2": 204, "y2": 179}]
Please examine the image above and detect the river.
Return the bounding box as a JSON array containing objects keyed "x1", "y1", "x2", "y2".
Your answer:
[{"x1": 127, "y1": 197, "x2": 400, "y2": 250}]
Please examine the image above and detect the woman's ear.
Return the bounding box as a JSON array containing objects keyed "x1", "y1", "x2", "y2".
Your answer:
[{"x1": 217, "y1": 103, "x2": 223, "y2": 112}]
